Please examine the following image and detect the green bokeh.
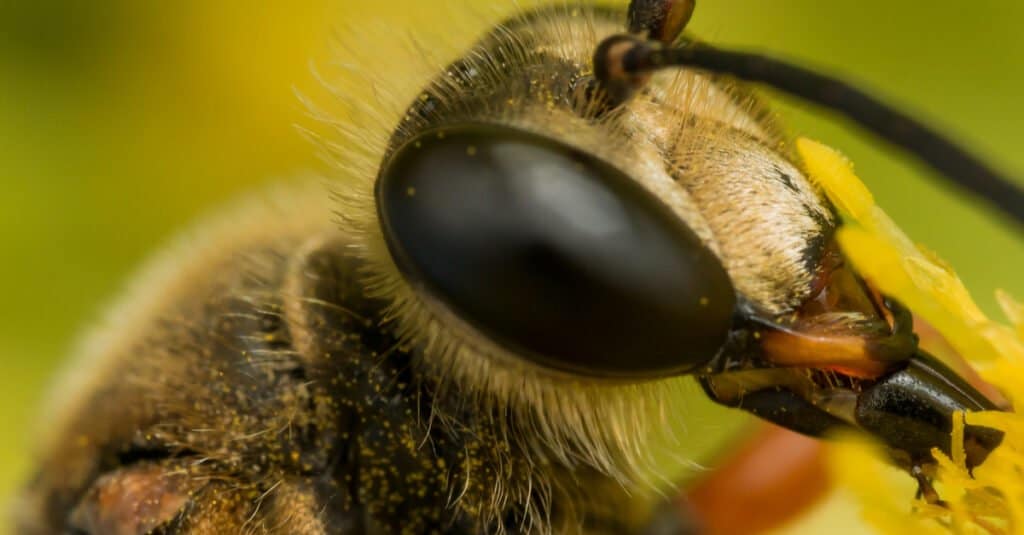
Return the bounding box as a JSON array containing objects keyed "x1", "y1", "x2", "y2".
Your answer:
[{"x1": 1, "y1": 2, "x2": 1021, "y2": 533}]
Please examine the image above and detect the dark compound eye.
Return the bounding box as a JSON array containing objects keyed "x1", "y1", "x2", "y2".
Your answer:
[{"x1": 376, "y1": 124, "x2": 736, "y2": 378}]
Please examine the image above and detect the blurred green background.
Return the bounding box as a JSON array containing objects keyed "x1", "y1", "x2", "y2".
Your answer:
[{"x1": 1, "y1": 1, "x2": 1022, "y2": 533}]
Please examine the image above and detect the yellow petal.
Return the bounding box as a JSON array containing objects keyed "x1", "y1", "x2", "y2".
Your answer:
[{"x1": 797, "y1": 138, "x2": 874, "y2": 221}]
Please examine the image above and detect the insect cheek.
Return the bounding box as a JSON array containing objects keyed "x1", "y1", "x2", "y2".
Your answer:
[{"x1": 376, "y1": 124, "x2": 737, "y2": 379}]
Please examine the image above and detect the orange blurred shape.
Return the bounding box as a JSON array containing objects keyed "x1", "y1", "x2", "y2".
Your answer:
[{"x1": 682, "y1": 424, "x2": 830, "y2": 535}]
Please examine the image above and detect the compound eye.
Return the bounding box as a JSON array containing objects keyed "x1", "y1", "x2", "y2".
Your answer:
[{"x1": 377, "y1": 124, "x2": 736, "y2": 378}]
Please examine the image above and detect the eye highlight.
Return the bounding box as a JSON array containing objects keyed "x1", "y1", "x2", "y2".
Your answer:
[{"x1": 377, "y1": 124, "x2": 735, "y2": 378}]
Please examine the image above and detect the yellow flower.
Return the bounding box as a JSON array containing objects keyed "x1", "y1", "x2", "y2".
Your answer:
[{"x1": 798, "y1": 138, "x2": 1024, "y2": 534}]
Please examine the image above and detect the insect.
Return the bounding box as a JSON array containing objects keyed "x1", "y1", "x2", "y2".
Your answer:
[{"x1": 13, "y1": 0, "x2": 1022, "y2": 533}]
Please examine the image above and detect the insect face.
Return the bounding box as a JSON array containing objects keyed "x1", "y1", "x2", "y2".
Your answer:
[
  {"x1": 356, "y1": 2, "x2": 838, "y2": 385},
  {"x1": 357, "y1": 0, "x2": 1009, "y2": 500}
]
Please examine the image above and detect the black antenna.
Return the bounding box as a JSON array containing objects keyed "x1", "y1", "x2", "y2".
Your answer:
[{"x1": 600, "y1": 0, "x2": 1024, "y2": 229}]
